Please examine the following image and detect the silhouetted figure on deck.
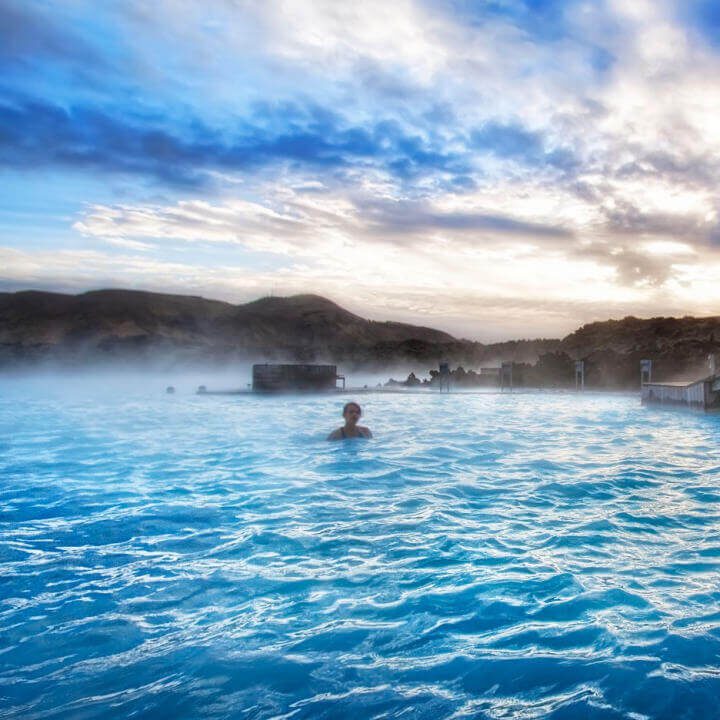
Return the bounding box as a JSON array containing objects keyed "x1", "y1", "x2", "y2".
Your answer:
[{"x1": 327, "y1": 401, "x2": 372, "y2": 440}]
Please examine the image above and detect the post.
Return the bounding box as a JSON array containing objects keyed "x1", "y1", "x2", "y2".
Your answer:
[
  {"x1": 640, "y1": 359, "x2": 652, "y2": 386},
  {"x1": 500, "y1": 361, "x2": 513, "y2": 392},
  {"x1": 708, "y1": 354, "x2": 718, "y2": 376},
  {"x1": 438, "y1": 362, "x2": 451, "y2": 392},
  {"x1": 575, "y1": 360, "x2": 585, "y2": 391}
]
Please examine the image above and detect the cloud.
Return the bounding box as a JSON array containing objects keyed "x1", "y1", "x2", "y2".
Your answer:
[
  {"x1": 0, "y1": 95, "x2": 473, "y2": 188},
  {"x1": 600, "y1": 198, "x2": 718, "y2": 241},
  {"x1": 65, "y1": 185, "x2": 700, "y2": 301},
  {"x1": 681, "y1": 0, "x2": 720, "y2": 47},
  {"x1": 72, "y1": 187, "x2": 575, "y2": 261},
  {"x1": 428, "y1": 0, "x2": 584, "y2": 43},
  {"x1": 356, "y1": 197, "x2": 573, "y2": 237},
  {"x1": 0, "y1": 1, "x2": 104, "y2": 69},
  {"x1": 470, "y1": 121, "x2": 579, "y2": 172},
  {"x1": 68, "y1": 172, "x2": 720, "y2": 306}
]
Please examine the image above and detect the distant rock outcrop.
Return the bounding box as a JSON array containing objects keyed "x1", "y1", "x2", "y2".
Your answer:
[{"x1": 559, "y1": 316, "x2": 720, "y2": 386}]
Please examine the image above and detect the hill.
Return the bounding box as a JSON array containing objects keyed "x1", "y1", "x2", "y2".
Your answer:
[
  {"x1": 1, "y1": 290, "x2": 718, "y2": 384},
  {"x1": 557, "y1": 315, "x2": 720, "y2": 386},
  {"x1": 0, "y1": 289, "x2": 470, "y2": 367}
]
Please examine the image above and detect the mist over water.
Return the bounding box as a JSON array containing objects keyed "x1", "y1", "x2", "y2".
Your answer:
[
  {"x1": 0, "y1": 363, "x2": 423, "y2": 396},
  {"x1": 2, "y1": 376, "x2": 720, "y2": 719}
]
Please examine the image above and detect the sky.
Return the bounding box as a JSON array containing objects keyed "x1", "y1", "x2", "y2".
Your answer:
[{"x1": 2, "y1": 0, "x2": 720, "y2": 341}]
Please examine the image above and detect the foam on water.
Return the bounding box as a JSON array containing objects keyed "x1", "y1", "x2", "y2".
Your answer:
[{"x1": 2, "y1": 377, "x2": 720, "y2": 719}]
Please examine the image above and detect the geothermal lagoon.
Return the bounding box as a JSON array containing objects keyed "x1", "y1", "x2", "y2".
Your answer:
[{"x1": 2, "y1": 377, "x2": 720, "y2": 719}]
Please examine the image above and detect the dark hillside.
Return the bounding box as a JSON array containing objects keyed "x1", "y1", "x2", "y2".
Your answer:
[{"x1": 1, "y1": 289, "x2": 718, "y2": 385}]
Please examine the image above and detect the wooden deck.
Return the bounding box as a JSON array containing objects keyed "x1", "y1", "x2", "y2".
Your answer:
[{"x1": 641, "y1": 376, "x2": 720, "y2": 411}]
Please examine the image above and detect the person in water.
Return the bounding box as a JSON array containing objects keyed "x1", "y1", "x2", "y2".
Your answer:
[{"x1": 327, "y1": 401, "x2": 373, "y2": 440}]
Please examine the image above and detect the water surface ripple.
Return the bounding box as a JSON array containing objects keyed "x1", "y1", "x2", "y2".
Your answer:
[{"x1": 2, "y1": 379, "x2": 720, "y2": 719}]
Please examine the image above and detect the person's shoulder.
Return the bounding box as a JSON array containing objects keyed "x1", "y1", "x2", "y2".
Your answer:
[
  {"x1": 327, "y1": 428, "x2": 343, "y2": 441},
  {"x1": 359, "y1": 426, "x2": 373, "y2": 438}
]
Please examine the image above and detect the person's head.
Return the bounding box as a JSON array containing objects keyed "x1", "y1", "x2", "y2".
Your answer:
[{"x1": 342, "y1": 401, "x2": 362, "y2": 426}]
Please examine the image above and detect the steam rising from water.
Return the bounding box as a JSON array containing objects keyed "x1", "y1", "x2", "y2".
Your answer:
[{"x1": 1, "y1": 364, "x2": 427, "y2": 396}]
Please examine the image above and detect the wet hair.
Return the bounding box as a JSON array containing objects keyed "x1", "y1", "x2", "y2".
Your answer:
[{"x1": 342, "y1": 401, "x2": 362, "y2": 415}]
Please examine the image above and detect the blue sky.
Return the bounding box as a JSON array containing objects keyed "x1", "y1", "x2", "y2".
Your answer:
[{"x1": 2, "y1": 0, "x2": 720, "y2": 340}]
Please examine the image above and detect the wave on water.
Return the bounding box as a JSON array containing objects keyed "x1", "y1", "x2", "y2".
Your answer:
[{"x1": 2, "y1": 379, "x2": 720, "y2": 719}]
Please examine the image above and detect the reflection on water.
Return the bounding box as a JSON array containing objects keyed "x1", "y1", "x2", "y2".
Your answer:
[{"x1": 2, "y1": 377, "x2": 720, "y2": 719}]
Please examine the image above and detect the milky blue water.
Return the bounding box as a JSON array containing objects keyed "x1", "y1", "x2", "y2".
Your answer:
[{"x1": 2, "y1": 377, "x2": 720, "y2": 719}]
